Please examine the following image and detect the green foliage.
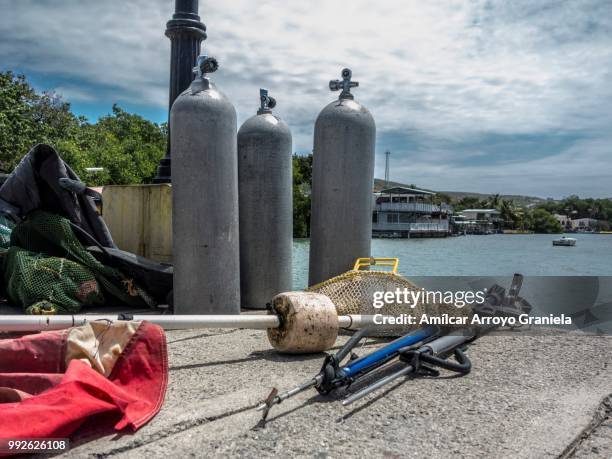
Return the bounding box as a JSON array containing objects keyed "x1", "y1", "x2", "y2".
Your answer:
[
  {"x1": 528, "y1": 208, "x2": 563, "y2": 234},
  {"x1": 0, "y1": 71, "x2": 166, "y2": 185},
  {"x1": 432, "y1": 192, "x2": 452, "y2": 205},
  {"x1": 536, "y1": 195, "x2": 612, "y2": 223},
  {"x1": 292, "y1": 154, "x2": 312, "y2": 238},
  {"x1": 593, "y1": 220, "x2": 610, "y2": 231},
  {"x1": 453, "y1": 196, "x2": 488, "y2": 212},
  {"x1": 487, "y1": 193, "x2": 501, "y2": 208},
  {"x1": 0, "y1": 71, "x2": 81, "y2": 171},
  {"x1": 452, "y1": 193, "x2": 567, "y2": 233},
  {"x1": 499, "y1": 199, "x2": 518, "y2": 229},
  {"x1": 58, "y1": 104, "x2": 167, "y2": 185}
]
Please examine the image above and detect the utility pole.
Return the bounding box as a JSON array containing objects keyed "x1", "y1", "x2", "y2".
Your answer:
[
  {"x1": 384, "y1": 150, "x2": 391, "y2": 186},
  {"x1": 154, "y1": 0, "x2": 207, "y2": 183}
]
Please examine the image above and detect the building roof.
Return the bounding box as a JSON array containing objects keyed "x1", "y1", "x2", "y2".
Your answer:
[
  {"x1": 378, "y1": 186, "x2": 435, "y2": 196},
  {"x1": 461, "y1": 209, "x2": 501, "y2": 214}
]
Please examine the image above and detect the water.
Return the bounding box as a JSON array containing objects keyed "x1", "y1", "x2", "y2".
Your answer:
[{"x1": 292, "y1": 233, "x2": 612, "y2": 290}]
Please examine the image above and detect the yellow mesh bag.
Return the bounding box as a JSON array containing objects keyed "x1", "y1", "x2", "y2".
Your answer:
[{"x1": 308, "y1": 258, "x2": 471, "y2": 336}]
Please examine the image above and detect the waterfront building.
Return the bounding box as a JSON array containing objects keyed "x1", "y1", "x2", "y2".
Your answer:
[
  {"x1": 372, "y1": 187, "x2": 452, "y2": 238},
  {"x1": 571, "y1": 217, "x2": 598, "y2": 232},
  {"x1": 554, "y1": 214, "x2": 572, "y2": 230},
  {"x1": 453, "y1": 208, "x2": 501, "y2": 234}
]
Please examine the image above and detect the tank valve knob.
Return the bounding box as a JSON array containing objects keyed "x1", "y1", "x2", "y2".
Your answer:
[
  {"x1": 193, "y1": 55, "x2": 219, "y2": 79},
  {"x1": 258, "y1": 88, "x2": 276, "y2": 114},
  {"x1": 329, "y1": 68, "x2": 358, "y2": 99}
]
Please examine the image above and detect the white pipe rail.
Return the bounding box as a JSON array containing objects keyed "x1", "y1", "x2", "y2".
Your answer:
[{"x1": 0, "y1": 314, "x2": 376, "y2": 333}]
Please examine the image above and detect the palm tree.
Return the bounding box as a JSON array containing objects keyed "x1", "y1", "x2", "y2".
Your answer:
[
  {"x1": 488, "y1": 193, "x2": 501, "y2": 208},
  {"x1": 499, "y1": 199, "x2": 517, "y2": 229}
]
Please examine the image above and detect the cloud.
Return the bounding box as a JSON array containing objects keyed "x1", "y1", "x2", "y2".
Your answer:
[
  {"x1": 0, "y1": 0, "x2": 169, "y2": 106},
  {"x1": 52, "y1": 85, "x2": 98, "y2": 102},
  {"x1": 1, "y1": 0, "x2": 611, "y2": 197}
]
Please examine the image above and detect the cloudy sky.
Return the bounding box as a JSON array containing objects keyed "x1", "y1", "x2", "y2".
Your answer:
[{"x1": 1, "y1": 0, "x2": 611, "y2": 198}]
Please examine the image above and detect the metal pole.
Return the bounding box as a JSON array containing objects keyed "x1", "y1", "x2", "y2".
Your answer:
[
  {"x1": 384, "y1": 150, "x2": 390, "y2": 186},
  {"x1": 0, "y1": 314, "x2": 377, "y2": 333},
  {"x1": 154, "y1": 0, "x2": 207, "y2": 183},
  {"x1": 342, "y1": 363, "x2": 414, "y2": 406}
]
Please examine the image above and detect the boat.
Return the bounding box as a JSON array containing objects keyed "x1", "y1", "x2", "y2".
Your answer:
[{"x1": 553, "y1": 236, "x2": 576, "y2": 247}]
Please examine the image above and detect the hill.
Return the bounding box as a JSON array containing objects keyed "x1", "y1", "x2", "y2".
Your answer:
[
  {"x1": 373, "y1": 178, "x2": 545, "y2": 207},
  {"x1": 438, "y1": 190, "x2": 544, "y2": 207}
]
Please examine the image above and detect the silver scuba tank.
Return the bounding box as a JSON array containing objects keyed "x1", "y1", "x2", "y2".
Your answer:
[
  {"x1": 309, "y1": 68, "x2": 376, "y2": 286},
  {"x1": 238, "y1": 89, "x2": 293, "y2": 309},
  {"x1": 171, "y1": 54, "x2": 240, "y2": 314}
]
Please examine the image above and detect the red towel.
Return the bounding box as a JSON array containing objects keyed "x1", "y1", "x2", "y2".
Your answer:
[{"x1": 0, "y1": 321, "x2": 167, "y2": 444}]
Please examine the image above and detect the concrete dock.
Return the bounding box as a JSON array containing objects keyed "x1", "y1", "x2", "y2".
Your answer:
[{"x1": 54, "y1": 327, "x2": 611, "y2": 458}]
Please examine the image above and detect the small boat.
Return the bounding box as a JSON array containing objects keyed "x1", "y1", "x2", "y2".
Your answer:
[{"x1": 553, "y1": 236, "x2": 576, "y2": 247}]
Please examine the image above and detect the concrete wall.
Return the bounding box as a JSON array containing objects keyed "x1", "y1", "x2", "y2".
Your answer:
[{"x1": 101, "y1": 184, "x2": 172, "y2": 262}]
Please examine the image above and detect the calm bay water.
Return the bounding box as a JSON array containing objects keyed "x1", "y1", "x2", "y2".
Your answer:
[{"x1": 292, "y1": 233, "x2": 612, "y2": 290}]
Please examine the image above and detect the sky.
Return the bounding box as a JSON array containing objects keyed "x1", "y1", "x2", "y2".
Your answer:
[{"x1": 1, "y1": 0, "x2": 611, "y2": 198}]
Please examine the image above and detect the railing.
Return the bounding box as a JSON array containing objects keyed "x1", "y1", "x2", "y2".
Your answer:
[
  {"x1": 374, "y1": 202, "x2": 451, "y2": 213},
  {"x1": 372, "y1": 221, "x2": 449, "y2": 232}
]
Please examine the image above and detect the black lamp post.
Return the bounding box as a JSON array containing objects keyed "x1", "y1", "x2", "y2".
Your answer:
[{"x1": 154, "y1": 0, "x2": 207, "y2": 183}]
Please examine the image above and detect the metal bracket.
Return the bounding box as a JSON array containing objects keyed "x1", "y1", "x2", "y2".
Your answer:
[
  {"x1": 192, "y1": 54, "x2": 219, "y2": 79},
  {"x1": 329, "y1": 68, "x2": 358, "y2": 99},
  {"x1": 258, "y1": 88, "x2": 276, "y2": 114},
  {"x1": 475, "y1": 274, "x2": 532, "y2": 319}
]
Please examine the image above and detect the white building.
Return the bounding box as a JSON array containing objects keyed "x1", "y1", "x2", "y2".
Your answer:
[
  {"x1": 372, "y1": 187, "x2": 452, "y2": 238},
  {"x1": 554, "y1": 214, "x2": 572, "y2": 229},
  {"x1": 571, "y1": 218, "x2": 598, "y2": 231},
  {"x1": 459, "y1": 209, "x2": 501, "y2": 221},
  {"x1": 453, "y1": 209, "x2": 502, "y2": 234}
]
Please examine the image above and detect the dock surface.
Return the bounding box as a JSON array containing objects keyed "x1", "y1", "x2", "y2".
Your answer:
[{"x1": 49, "y1": 327, "x2": 612, "y2": 458}]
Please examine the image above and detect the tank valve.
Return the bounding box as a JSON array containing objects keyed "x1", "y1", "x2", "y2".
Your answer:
[
  {"x1": 329, "y1": 68, "x2": 359, "y2": 99},
  {"x1": 258, "y1": 88, "x2": 277, "y2": 114},
  {"x1": 193, "y1": 54, "x2": 219, "y2": 79}
]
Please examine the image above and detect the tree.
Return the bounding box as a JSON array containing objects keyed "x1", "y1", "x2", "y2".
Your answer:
[
  {"x1": 499, "y1": 199, "x2": 520, "y2": 229},
  {"x1": 454, "y1": 196, "x2": 487, "y2": 212},
  {"x1": 0, "y1": 71, "x2": 81, "y2": 170},
  {"x1": 488, "y1": 193, "x2": 501, "y2": 208},
  {"x1": 593, "y1": 220, "x2": 610, "y2": 232},
  {"x1": 292, "y1": 154, "x2": 312, "y2": 237},
  {"x1": 533, "y1": 195, "x2": 612, "y2": 230},
  {"x1": 433, "y1": 192, "x2": 452, "y2": 205},
  {"x1": 529, "y1": 209, "x2": 563, "y2": 234},
  {"x1": 0, "y1": 72, "x2": 167, "y2": 185},
  {"x1": 75, "y1": 105, "x2": 166, "y2": 185}
]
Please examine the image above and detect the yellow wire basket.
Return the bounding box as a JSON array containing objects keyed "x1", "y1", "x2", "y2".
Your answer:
[{"x1": 308, "y1": 258, "x2": 467, "y2": 336}]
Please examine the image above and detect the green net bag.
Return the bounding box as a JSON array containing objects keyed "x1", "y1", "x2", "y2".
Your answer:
[
  {"x1": 2, "y1": 210, "x2": 151, "y2": 314},
  {"x1": 3, "y1": 247, "x2": 106, "y2": 314}
]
